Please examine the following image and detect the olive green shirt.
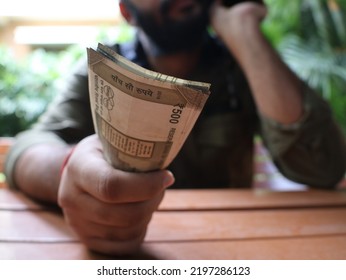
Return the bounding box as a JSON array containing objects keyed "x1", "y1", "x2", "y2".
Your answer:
[{"x1": 5, "y1": 37, "x2": 346, "y2": 189}]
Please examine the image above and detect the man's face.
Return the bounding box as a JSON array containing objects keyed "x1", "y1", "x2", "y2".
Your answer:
[
  {"x1": 122, "y1": 0, "x2": 212, "y2": 55},
  {"x1": 127, "y1": 0, "x2": 206, "y2": 22}
]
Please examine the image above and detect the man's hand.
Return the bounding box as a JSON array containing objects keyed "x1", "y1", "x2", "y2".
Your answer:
[
  {"x1": 209, "y1": 0, "x2": 304, "y2": 125},
  {"x1": 210, "y1": 0, "x2": 267, "y2": 55},
  {"x1": 58, "y1": 135, "x2": 175, "y2": 255}
]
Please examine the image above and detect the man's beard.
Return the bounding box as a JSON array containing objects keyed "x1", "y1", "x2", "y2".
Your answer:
[{"x1": 122, "y1": 0, "x2": 212, "y2": 56}]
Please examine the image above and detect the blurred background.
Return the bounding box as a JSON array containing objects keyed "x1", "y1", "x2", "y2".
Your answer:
[
  {"x1": 0, "y1": 0, "x2": 346, "y2": 137},
  {"x1": 0, "y1": 0, "x2": 134, "y2": 136}
]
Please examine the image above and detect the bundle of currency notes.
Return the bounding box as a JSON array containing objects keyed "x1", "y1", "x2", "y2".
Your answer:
[{"x1": 87, "y1": 44, "x2": 210, "y2": 172}]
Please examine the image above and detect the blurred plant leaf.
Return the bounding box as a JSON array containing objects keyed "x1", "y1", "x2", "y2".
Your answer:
[
  {"x1": 264, "y1": 0, "x2": 346, "y2": 133},
  {"x1": 0, "y1": 45, "x2": 84, "y2": 136}
]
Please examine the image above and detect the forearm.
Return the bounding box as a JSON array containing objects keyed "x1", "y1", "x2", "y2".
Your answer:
[
  {"x1": 212, "y1": 4, "x2": 304, "y2": 124},
  {"x1": 14, "y1": 144, "x2": 72, "y2": 204},
  {"x1": 228, "y1": 27, "x2": 304, "y2": 124}
]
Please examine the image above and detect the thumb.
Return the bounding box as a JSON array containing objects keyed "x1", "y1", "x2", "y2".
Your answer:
[
  {"x1": 80, "y1": 165, "x2": 175, "y2": 203},
  {"x1": 161, "y1": 170, "x2": 175, "y2": 189}
]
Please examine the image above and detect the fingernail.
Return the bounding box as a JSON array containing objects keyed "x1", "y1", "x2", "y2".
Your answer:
[{"x1": 163, "y1": 171, "x2": 175, "y2": 188}]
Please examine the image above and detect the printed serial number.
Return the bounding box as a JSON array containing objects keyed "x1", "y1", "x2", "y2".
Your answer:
[{"x1": 190, "y1": 266, "x2": 250, "y2": 276}]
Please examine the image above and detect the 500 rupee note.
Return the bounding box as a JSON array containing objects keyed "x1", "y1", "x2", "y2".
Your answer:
[{"x1": 87, "y1": 43, "x2": 210, "y2": 172}]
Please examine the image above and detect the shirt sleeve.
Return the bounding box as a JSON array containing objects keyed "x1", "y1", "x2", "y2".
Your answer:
[
  {"x1": 259, "y1": 86, "x2": 346, "y2": 188},
  {"x1": 4, "y1": 58, "x2": 94, "y2": 189}
]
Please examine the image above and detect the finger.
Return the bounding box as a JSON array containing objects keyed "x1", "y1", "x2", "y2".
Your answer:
[
  {"x1": 63, "y1": 211, "x2": 149, "y2": 242},
  {"x1": 62, "y1": 189, "x2": 164, "y2": 227},
  {"x1": 83, "y1": 232, "x2": 146, "y2": 256},
  {"x1": 256, "y1": 5, "x2": 268, "y2": 20},
  {"x1": 80, "y1": 163, "x2": 173, "y2": 203},
  {"x1": 209, "y1": 0, "x2": 225, "y2": 16},
  {"x1": 209, "y1": 0, "x2": 230, "y2": 30},
  {"x1": 66, "y1": 136, "x2": 175, "y2": 203}
]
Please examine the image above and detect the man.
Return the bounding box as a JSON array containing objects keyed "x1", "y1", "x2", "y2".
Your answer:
[{"x1": 5, "y1": 0, "x2": 346, "y2": 255}]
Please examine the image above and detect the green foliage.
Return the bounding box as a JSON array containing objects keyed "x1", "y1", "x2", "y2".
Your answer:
[
  {"x1": 0, "y1": 24, "x2": 134, "y2": 137},
  {"x1": 263, "y1": 0, "x2": 302, "y2": 46},
  {"x1": 97, "y1": 22, "x2": 135, "y2": 44},
  {"x1": 0, "y1": 45, "x2": 84, "y2": 136},
  {"x1": 264, "y1": 0, "x2": 346, "y2": 132}
]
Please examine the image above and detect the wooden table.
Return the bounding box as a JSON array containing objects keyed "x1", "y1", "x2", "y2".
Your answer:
[{"x1": 1, "y1": 187, "x2": 346, "y2": 260}]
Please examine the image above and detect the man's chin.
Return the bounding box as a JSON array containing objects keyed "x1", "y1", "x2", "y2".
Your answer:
[{"x1": 139, "y1": 31, "x2": 204, "y2": 58}]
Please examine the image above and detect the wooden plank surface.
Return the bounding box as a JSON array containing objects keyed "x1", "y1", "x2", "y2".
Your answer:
[
  {"x1": 0, "y1": 211, "x2": 77, "y2": 242},
  {"x1": 1, "y1": 207, "x2": 346, "y2": 242},
  {"x1": 159, "y1": 189, "x2": 346, "y2": 211},
  {"x1": 147, "y1": 208, "x2": 346, "y2": 241},
  {"x1": 142, "y1": 234, "x2": 346, "y2": 260},
  {"x1": 2, "y1": 188, "x2": 346, "y2": 211},
  {"x1": 0, "y1": 189, "x2": 46, "y2": 211},
  {"x1": 1, "y1": 188, "x2": 346, "y2": 260},
  {"x1": 1, "y1": 234, "x2": 345, "y2": 260}
]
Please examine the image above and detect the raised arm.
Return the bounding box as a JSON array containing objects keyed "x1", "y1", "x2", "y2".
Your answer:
[
  {"x1": 211, "y1": 2, "x2": 304, "y2": 124},
  {"x1": 210, "y1": 1, "x2": 346, "y2": 187}
]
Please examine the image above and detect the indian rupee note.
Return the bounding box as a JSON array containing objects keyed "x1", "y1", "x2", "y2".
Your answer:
[{"x1": 87, "y1": 43, "x2": 210, "y2": 172}]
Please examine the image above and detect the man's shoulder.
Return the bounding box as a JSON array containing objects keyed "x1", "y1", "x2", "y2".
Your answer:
[
  {"x1": 107, "y1": 39, "x2": 148, "y2": 67},
  {"x1": 108, "y1": 41, "x2": 135, "y2": 59}
]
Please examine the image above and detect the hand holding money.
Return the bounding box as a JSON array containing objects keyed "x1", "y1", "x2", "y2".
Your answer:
[{"x1": 87, "y1": 44, "x2": 210, "y2": 172}]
